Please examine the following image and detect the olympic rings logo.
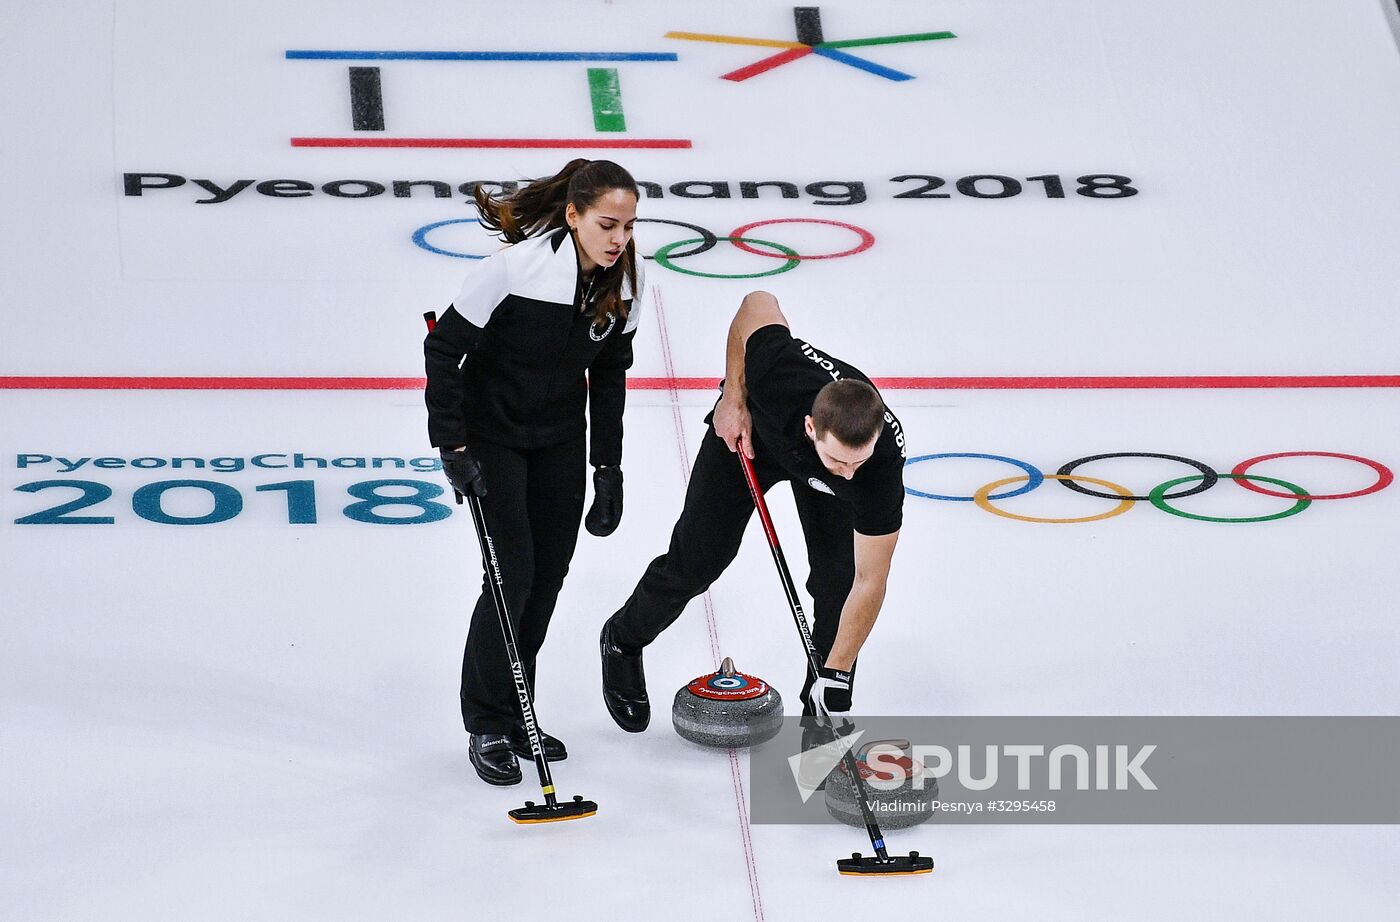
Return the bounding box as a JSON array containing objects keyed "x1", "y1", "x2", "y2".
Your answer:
[
  {"x1": 639, "y1": 217, "x2": 874, "y2": 279},
  {"x1": 410, "y1": 216, "x2": 875, "y2": 279},
  {"x1": 903, "y1": 451, "x2": 1394, "y2": 524}
]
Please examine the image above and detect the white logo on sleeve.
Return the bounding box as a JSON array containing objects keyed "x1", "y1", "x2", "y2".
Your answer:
[{"x1": 807, "y1": 477, "x2": 836, "y2": 495}]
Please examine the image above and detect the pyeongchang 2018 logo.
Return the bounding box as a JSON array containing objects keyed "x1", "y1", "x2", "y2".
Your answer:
[
  {"x1": 118, "y1": 7, "x2": 1134, "y2": 274},
  {"x1": 280, "y1": 6, "x2": 953, "y2": 151},
  {"x1": 668, "y1": 6, "x2": 955, "y2": 83}
]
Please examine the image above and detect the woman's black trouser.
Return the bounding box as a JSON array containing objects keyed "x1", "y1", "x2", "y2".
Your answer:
[
  {"x1": 608, "y1": 426, "x2": 858, "y2": 699},
  {"x1": 459, "y1": 434, "x2": 586, "y2": 735}
]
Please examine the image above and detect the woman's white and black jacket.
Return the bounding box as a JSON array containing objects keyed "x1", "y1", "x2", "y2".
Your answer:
[{"x1": 423, "y1": 226, "x2": 644, "y2": 467}]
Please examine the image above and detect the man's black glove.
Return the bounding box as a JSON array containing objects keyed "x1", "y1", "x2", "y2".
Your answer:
[
  {"x1": 585, "y1": 465, "x2": 623, "y2": 536},
  {"x1": 441, "y1": 447, "x2": 486, "y2": 498},
  {"x1": 802, "y1": 665, "x2": 853, "y2": 716}
]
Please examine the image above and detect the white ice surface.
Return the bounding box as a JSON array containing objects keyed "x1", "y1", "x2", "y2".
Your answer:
[{"x1": 4, "y1": 389, "x2": 1399, "y2": 919}]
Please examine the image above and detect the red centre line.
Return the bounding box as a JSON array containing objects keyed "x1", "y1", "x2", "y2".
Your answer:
[
  {"x1": 2, "y1": 375, "x2": 1399, "y2": 391},
  {"x1": 291, "y1": 137, "x2": 693, "y2": 149}
]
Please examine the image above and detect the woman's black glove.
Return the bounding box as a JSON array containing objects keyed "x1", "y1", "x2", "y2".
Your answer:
[
  {"x1": 585, "y1": 465, "x2": 623, "y2": 536},
  {"x1": 441, "y1": 447, "x2": 486, "y2": 498}
]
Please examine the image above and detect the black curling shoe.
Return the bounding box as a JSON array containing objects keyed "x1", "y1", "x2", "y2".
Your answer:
[
  {"x1": 469, "y1": 733, "x2": 522, "y2": 786},
  {"x1": 508, "y1": 722, "x2": 568, "y2": 762},
  {"x1": 600, "y1": 620, "x2": 650, "y2": 732}
]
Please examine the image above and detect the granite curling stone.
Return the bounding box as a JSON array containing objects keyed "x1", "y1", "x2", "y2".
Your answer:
[
  {"x1": 672, "y1": 656, "x2": 784, "y2": 748},
  {"x1": 824, "y1": 739, "x2": 939, "y2": 829}
]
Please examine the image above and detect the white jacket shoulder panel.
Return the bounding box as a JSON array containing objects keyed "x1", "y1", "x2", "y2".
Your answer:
[
  {"x1": 502, "y1": 231, "x2": 577, "y2": 303},
  {"x1": 450, "y1": 249, "x2": 511, "y2": 327}
]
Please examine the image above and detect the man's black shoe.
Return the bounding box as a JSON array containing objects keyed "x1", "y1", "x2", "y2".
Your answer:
[
  {"x1": 508, "y1": 721, "x2": 568, "y2": 762},
  {"x1": 600, "y1": 620, "x2": 650, "y2": 732},
  {"x1": 798, "y1": 715, "x2": 860, "y2": 792},
  {"x1": 469, "y1": 733, "x2": 522, "y2": 786}
]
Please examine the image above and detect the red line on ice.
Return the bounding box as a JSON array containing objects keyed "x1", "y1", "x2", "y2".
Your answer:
[
  {"x1": 291, "y1": 137, "x2": 693, "y2": 149},
  {"x1": 4, "y1": 375, "x2": 1399, "y2": 391}
]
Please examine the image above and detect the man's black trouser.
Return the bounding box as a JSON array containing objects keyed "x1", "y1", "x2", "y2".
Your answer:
[
  {"x1": 459, "y1": 434, "x2": 585, "y2": 735},
  {"x1": 609, "y1": 427, "x2": 857, "y2": 699}
]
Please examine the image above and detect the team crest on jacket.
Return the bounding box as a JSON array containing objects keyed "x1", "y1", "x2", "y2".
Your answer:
[
  {"x1": 589, "y1": 312, "x2": 617, "y2": 341},
  {"x1": 807, "y1": 477, "x2": 835, "y2": 495}
]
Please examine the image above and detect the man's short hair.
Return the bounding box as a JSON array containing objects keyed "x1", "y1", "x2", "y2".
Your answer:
[{"x1": 811, "y1": 379, "x2": 885, "y2": 447}]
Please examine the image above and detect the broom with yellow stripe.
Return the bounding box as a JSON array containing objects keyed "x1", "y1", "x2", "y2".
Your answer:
[{"x1": 426, "y1": 310, "x2": 596, "y2": 825}]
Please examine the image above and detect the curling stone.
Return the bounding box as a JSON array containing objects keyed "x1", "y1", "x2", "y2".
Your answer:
[
  {"x1": 824, "y1": 739, "x2": 939, "y2": 829},
  {"x1": 672, "y1": 656, "x2": 784, "y2": 748}
]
